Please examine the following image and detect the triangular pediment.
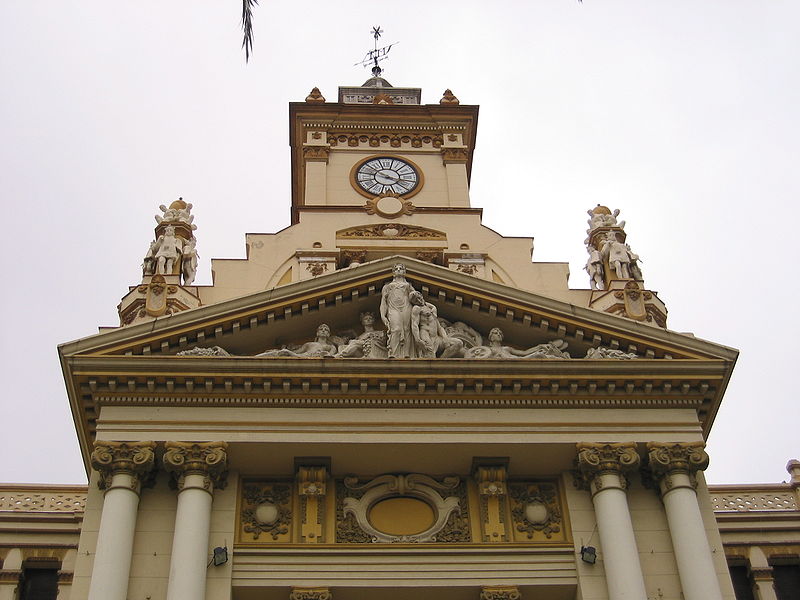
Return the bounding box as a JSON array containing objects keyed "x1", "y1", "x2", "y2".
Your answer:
[
  {"x1": 60, "y1": 255, "x2": 736, "y2": 362},
  {"x1": 60, "y1": 256, "x2": 738, "y2": 469}
]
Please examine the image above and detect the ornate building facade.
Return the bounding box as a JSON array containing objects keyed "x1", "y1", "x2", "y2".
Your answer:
[{"x1": 1, "y1": 78, "x2": 798, "y2": 600}]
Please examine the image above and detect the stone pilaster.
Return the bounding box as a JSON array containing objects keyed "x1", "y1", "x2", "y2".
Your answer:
[
  {"x1": 163, "y1": 442, "x2": 228, "y2": 600},
  {"x1": 480, "y1": 586, "x2": 521, "y2": 600},
  {"x1": 574, "y1": 442, "x2": 648, "y2": 600},
  {"x1": 289, "y1": 588, "x2": 332, "y2": 600},
  {"x1": 474, "y1": 463, "x2": 508, "y2": 542},
  {"x1": 297, "y1": 465, "x2": 328, "y2": 543},
  {"x1": 646, "y1": 442, "x2": 722, "y2": 600},
  {"x1": 87, "y1": 441, "x2": 156, "y2": 600}
]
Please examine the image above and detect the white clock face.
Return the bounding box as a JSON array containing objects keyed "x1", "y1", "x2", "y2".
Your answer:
[{"x1": 355, "y1": 157, "x2": 420, "y2": 196}]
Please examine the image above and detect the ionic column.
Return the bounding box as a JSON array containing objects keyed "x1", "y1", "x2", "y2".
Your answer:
[
  {"x1": 575, "y1": 442, "x2": 647, "y2": 600},
  {"x1": 87, "y1": 441, "x2": 156, "y2": 600},
  {"x1": 646, "y1": 442, "x2": 723, "y2": 600},
  {"x1": 163, "y1": 442, "x2": 228, "y2": 600}
]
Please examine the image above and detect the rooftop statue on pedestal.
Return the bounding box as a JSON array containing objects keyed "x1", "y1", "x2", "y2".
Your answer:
[
  {"x1": 584, "y1": 206, "x2": 665, "y2": 328},
  {"x1": 118, "y1": 199, "x2": 202, "y2": 326}
]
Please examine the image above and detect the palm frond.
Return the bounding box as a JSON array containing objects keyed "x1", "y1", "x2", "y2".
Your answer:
[{"x1": 241, "y1": 0, "x2": 258, "y2": 62}]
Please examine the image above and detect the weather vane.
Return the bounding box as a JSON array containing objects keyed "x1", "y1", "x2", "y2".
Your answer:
[{"x1": 354, "y1": 26, "x2": 397, "y2": 78}]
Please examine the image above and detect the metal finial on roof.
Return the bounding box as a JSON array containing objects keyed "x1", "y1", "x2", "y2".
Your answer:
[{"x1": 354, "y1": 25, "x2": 397, "y2": 79}]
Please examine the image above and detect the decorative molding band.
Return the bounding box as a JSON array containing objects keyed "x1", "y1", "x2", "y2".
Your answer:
[
  {"x1": 289, "y1": 588, "x2": 332, "y2": 600},
  {"x1": 90, "y1": 441, "x2": 156, "y2": 493},
  {"x1": 94, "y1": 392, "x2": 704, "y2": 411},
  {"x1": 574, "y1": 442, "x2": 640, "y2": 494},
  {"x1": 709, "y1": 488, "x2": 798, "y2": 512},
  {"x1": 0, "y1": 490, "x2": 86, "y2": 513},
  {"x1": 163, "y1": 441, "x2": 228, "y2": 492},
  {"x1": 480, "y1": 586, "x2": 522, "y2": 600}
]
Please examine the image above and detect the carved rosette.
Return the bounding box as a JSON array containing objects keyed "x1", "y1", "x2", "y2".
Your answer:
[
  {"x1": 241, "y1": 481, "x2": 292, "y2": 541},
  {"x1": 162, "y1": 441, "x2": 228, "y2": 493},
  {"x1": 574, "y1": 443, "x2": 640, "y2": 495},
  {"x1": 480, "y1": 586, "x2": 521, "y2": 600},
  {"x1": 90, "y1": 441, "x2": 156, "y2": 494},
  {"x1": 289, "y1": 589, "x2": 331, "y2": 600},
  {"x1": 646, "y1": 442, "x2": 709, "y2": 493},
  {"x1": 509, "y1": 482, "x2": 562, "y2": 540}
]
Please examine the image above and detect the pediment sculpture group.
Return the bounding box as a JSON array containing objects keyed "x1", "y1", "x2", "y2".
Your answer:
[{"x1": 178, "y1": 264, "x2": 638, "y2": 360}]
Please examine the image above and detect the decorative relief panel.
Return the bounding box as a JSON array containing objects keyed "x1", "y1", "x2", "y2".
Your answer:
[
  {"x1": 239, "y1": 480, "x2": 293, "y2": 543},
  {"x1": 236, "y1": 473, "x2": 567, "y2": 547},
  {"x1": 509, "y1": 481, "x2": 565, "y2": 543},
  {"x1": 335, "y1": 474, "x2": 470, "y2": 544}
]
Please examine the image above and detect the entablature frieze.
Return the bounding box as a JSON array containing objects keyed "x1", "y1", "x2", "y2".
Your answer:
[{"x1": 237, "y1": 470, "x2": 570, "y2": 548}]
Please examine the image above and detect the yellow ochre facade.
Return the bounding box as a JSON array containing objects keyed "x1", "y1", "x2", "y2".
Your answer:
[{"x1": 1, "y1": 78, "x2": 797, "y2": 600}]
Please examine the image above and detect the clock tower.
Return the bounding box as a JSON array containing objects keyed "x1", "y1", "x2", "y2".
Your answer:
[{"x1": 290, "y1": 79, "x2": 477, "y2": 221}]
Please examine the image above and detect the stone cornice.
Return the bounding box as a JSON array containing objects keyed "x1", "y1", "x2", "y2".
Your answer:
[
  {"x1": 90, "y1": 441, "x2": 156, "y2": 493},
  {"x1": 162, "y1": 441, "x2": 228, "y2": 492}
]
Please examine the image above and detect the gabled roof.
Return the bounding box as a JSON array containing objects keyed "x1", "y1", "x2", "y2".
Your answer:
[{"x1": 60, "y1": 256, "x2": 737, "y2": 472}]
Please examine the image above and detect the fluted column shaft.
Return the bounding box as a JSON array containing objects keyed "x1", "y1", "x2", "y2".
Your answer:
[
  {"x1": 87, "y1": 441, "x2": 156, "y2": 600},
  {"x1": 576, "y1": 443, "x2": 647, "y2": 600},
  {"x1": 647, "y1": 442, "x2": 723, "y2": 600},
  {"x1": 163, "y1": 441, "x2": 228, "y2": 600}
]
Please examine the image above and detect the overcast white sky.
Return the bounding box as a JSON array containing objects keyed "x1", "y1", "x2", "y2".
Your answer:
[{"x1": 1, "y1": 2, "x2": 797, "y2": 485}]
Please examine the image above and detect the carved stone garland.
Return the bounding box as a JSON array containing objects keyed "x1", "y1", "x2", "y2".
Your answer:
[
  {"x1": 289, "y1": 589, "x2": 332, "y2": 600},
  {"x1": 480, "y1": 586, "x2": 522, "y2": 600}
]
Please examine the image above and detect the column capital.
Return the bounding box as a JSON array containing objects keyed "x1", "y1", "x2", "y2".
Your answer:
[
  {"x1": 90, "y1": 441, "x2": 156, "y2": 493},
  {"x1": 289, "y1": 588, "x2": 332, "y2": 600},
  {"x1": 574, "y1": 442, "x2": 640, "y2": 493},
  {"x1": 163, "y1": 441, "x2": 228, "y2": 492},
  {"x1": 646, "y1": 442, "x2": 709, "y2": 492},
  {"x1": 480, "y1": 586, "x2": 521, "y2": 600}
]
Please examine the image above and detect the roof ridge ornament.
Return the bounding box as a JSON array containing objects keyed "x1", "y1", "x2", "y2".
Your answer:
[{"x1": 354, "y1": 26, "x2": 398, "y2": 80}]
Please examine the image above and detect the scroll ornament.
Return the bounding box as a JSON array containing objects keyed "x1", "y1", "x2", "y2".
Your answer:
[
  {"x1": 162, "y1": 441, "x2": 228, "y2": 491},
  {"x1": 90, "y1": 441, "x2": 156, "y2": 492}
]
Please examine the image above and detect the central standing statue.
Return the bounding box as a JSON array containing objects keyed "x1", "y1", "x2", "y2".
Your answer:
[{"x1": 380, "y1": 263, "x2": 416, "y2": 358}]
